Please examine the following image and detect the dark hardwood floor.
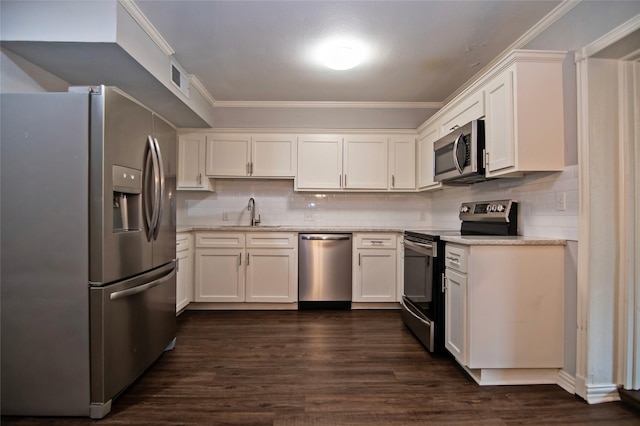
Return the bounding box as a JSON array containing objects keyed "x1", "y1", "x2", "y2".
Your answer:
[{"x1": 3, "y1": 310, "x2": 639, "y2": 425}]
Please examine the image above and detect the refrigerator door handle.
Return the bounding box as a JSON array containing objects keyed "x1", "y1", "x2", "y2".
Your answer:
[
  {"x1": 152, "y1": 137, "x2": 165, "y2": 241},
  {"x1": 144, "y1": 135, "x2": 161, "y2": 241},
  {"x1": 109, "y1": 267, "x2": 176, "y2": 301}
]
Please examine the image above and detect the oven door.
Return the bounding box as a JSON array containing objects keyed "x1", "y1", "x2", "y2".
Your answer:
[{"x1": 401, "y1": 238, "x2": 437, "y2": 351}]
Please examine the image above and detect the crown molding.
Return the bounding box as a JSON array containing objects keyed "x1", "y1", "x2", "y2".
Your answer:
[
  {"x1": 190, "y1": 75, "x2": 217, "y2": 107},
  {"x1": 119, "y1": 0, "x2": 175, "y2": 56},
  {"x1": 211, "y1": 101, "x2": 442, "y2": 109},
  {"x1": 444, "y1": 0, "x2": 581, "y2": 105}
]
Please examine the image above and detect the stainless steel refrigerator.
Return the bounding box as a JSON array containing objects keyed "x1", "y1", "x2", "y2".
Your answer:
[{"x1": 1, "y1": 86, "x2": 177, "y2": 419}]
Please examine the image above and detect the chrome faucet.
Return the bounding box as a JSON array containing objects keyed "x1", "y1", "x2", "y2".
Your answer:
[{"x1": 247, "y1": 197, "x2": 261, "y2": 226}]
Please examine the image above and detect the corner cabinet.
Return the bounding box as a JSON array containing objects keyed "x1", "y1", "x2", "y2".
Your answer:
[
  {"x1": 417, "y1": 123, "x2": 442, "y2": 191},
  {"x1": 194, "y1": 232, "x2": 298, "y2": 304},
  {"x1": 443, "y1": 242, "x2": 564, "y2": 385},
  {"x1": 389, "y1": 137, "x2": 416, "y2": 190},
  {"x1": 483, "y1": 50, "x2": 566, "y2": 177},
  {"x1": 177, "y1": 134, "x2": 215, "y2": 191},
  {"x1": 353, "y1": 233, "x2": 399, "y2": 303}
]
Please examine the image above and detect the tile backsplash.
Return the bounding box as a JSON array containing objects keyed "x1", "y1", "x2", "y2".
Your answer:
[{"x1": 176, "y1": 165, "x2": 578, "y2": 241}]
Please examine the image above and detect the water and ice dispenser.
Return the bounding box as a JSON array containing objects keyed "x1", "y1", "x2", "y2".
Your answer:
[{"x1": 112, "y1": 165, "x2": 141, "y2": 232}]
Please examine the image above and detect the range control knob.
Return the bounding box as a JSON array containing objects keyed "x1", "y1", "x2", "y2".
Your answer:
[
  {"x1": 460, "y1": 206, "x2": 470, "y2": 214},
  {"x1": 496, "y1": 204, "x2": 506, "y2": 213},
  {"x1": 490, "y1": 204, "x2": 497, "y2": 212}
]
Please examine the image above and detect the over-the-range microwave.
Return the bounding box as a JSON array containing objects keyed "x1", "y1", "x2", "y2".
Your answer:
[{"x1": 433, "y1": 119, "x2": 489, "y2": 185}]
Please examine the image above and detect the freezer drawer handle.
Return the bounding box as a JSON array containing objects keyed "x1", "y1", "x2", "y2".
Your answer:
[
  {"x1": 109, "y1": 268, "x2": 176, "y2": 300},
  {"x1": 301, "y1": 235, "x2": 351, "y2": 241}
]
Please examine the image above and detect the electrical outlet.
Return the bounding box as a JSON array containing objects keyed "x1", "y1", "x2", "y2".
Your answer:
[
  {"x1": 304, "y1": 212, "x2": 314, "y2": 221},
  {"x1": 555, "y1": 192, "x2": 566, "y2": 211},
  {"x1": 222, "y1": 211, "x2": 229, "y2": 221},
  {"x1": 419, "y1": 211, "x2": 427, "y2": 221}
]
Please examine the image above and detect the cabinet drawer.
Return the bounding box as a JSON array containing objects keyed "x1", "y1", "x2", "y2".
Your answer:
[
  {"x1": 176, "y1": 233, "x2": 192, "y2": 252},
  {"x1": 445, "y1": 244, "x2": 468, "y2": 273},
  {"x1": 355, "y1": 233, "x2": 397, "y2": 249},
  {"x1": 196, "y1": 232, "x2": 245, "y2": 248},
  {"x1": 246, "y1": 232, "x2": 296, "y2": 249}
]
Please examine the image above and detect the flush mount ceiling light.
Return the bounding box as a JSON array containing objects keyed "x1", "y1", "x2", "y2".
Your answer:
[{"x1": 315, "y1": 38, "x2": 369, "y2": 71}]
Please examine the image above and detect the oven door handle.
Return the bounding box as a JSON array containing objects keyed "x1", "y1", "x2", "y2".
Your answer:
[{"x1": 404, "y1": 239, "x2": 436, "y2": 256}]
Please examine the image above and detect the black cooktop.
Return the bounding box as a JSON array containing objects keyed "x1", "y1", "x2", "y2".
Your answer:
[{"x1": 405, "y1": 229, "x2": 461, "y2": 240}]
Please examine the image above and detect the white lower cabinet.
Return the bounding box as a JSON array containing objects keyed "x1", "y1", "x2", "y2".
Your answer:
[
  {"x1": 443, "y1": 242, "x2": 564, "y2": 385},
  {"x1": 353, "y1": 233, "x2": 398, "y2": 303},
  {"x1": 444, "y1": 267, "x2": 467, "y2": 362},
  {"x1": 176, "y1": 232, "x2": 194, "y2": 312},
  {"x1": 195, "y1": 232, "x2": 297, "y2": 303}
]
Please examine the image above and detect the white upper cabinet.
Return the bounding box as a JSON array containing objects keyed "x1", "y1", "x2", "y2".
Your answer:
[
  {"x1": 483, "y1": 51, "x2": 565, "y2": 177},
  {"x1": 296, "y1": 133, "x2": 416, "y2": 192},
  {"x1": 439, "y1": 90, "x2": 485, "y2": 137},
  {"x1": 251, "y1": 134, "x2": 297, "y2": 177},
  {"x1": 205, "y1": 133, "x2": 297, "y2": 178},
  {"x1": 417, "y1": 123, "x2": 442, "y2": 191},
  {"x1": 177, "y1": 133, "x2": 215, "y2": 191},
  {"x1": 343, "y1": 135, "x2": 388, "y2": 190},
  {"x1": 389, "y1": 137, "x2": 416, "y2": 190},
  {"x1": 206, "y1": 134, "x2": 251, "y2": 177},
  {"x1": 295, "y1": 134, "x2": 343, "y2": 190}
]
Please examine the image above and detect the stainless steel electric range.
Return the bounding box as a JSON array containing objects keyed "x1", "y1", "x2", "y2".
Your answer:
[{"x1": 401, "y1": 200, "x2": 518, "y2": 353}]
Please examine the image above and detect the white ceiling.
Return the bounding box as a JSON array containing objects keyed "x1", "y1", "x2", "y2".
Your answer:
[{"x1": 135, "y1": 0, "x2": 562, "y2": 128}]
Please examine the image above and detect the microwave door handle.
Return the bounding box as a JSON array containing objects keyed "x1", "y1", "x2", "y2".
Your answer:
[{"x1": 453, "y1": 133, "x2": 464, "y2": 174}]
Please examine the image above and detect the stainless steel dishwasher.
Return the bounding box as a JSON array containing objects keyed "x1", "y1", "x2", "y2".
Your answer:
[{"x1": 298, "y1": 233, "x2": 352, "y2": 309}]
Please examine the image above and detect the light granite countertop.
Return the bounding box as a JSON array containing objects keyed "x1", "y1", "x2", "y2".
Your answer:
[
  {"x1": 177, "y1": 226, "x2": 566, "y2": 246},
  {"x1": 441, "y1": 235, "x2": 566, "y2": 246},
  {"x1": 177, "y1": 225, "x2": 406, "y2": 233}
]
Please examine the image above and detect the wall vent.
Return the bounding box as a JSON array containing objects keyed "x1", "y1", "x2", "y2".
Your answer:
[{"x1": 170, "y1": 61, "x2": 189, "y2": 98}]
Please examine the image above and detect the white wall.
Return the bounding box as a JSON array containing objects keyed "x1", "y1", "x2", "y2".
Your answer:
[
  {"x1": 177, "y1": 180, "x2": 432, "y2": 229},
  {"x1": 0, "y1": 49, "x2": 69, "y2": 93}
]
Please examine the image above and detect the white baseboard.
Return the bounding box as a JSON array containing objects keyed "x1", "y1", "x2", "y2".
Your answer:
[
  {"x1": 557, "y1": 370, "x2": 576, "y2": 394},
  {"x1": 584, "y1": 384, "x2": 621, "y2": 404}
]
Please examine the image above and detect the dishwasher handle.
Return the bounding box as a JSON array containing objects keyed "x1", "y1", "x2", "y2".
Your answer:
[{"x1": 301, "y1": 234, "x2": 351, "y2": 241}]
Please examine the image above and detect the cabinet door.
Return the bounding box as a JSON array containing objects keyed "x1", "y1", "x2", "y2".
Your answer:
[
  {"x1": 195, "y1": 248, "x2": 245, "y2": 302},
  {"x1": 296, "y1": 135, "x2": 343, "y2": 189},
  {"x1": 177, "y1": 134, "x2": 206, "y2": 189},
  {"x1": 245, "y1": 249, "x2": 297, "y2": 303},
  {"x1": 417, "y1": 124, "x2": 442, "y2": 190},
  {"x1": 343, "y1": 136, "x2": 388, "y2": 189},
  {"x1": 354, "y1": 249, "x2": 397, "y2": 302},
  {"x1": 389, "y1": 137, "x2": 416, "y2": 190},
  {"x1": 484, "y1": 69, "x2": 515, "y2": 174},
  {"x1": 205, "y1": 135, "x2": 251, "y2": 176},
  {"x1": 445, "y1": 268, "x2": 467, "y2": 364},
  {"x1": 439, "y1": 90, "x2": 485, "y2": 137},
  {"x1": 176, "y1": 246, "x2": 193, "y2": 312},
  {"x1": 252, "y1": 134, "x2": 297, "y2": 177}
]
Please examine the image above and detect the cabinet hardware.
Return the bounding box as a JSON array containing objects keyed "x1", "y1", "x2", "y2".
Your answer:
[
  {"x1": 249, "y1": 162, "x2": 254, "y2": 175},
  {"x1": 358, "y1": 253, "x2": 361, "y2": 265},
  {"x1": 344, "y1": 174, "x2": 347, "y2": 187},
  {"x1": 392, "y1": 175, "x2": 395, "y2": 188},
  {"x1": 442, "y1": 273, "x2": 446, "y2": 292},
  {"x1": 238, "y1": 252, "x2": 242, "y2": 266},
  {"x1": 246, "y1": 162, "x2": 250, "y2": 175},
  {"x1": 371, "y1": 240, "x2": 384, "y2": 246},
  {"x1": 450, "y1": 125, "x2": 460, "y2": 131},
  {"x1": 247, "y1": 252, "x2": 250, "y2": 265},
  {"x1": 339, "y1": 174, "x2": 342, "y2": 187},
  {"x1": 485, "y1": 150, "x2": 490, "y2": 168},
  {"x1": 176, "y1": 257, "x2": 180, "y2": 272},
  {"x1": 198, "y1": 173, "x2": 202, "y2": 185}
]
